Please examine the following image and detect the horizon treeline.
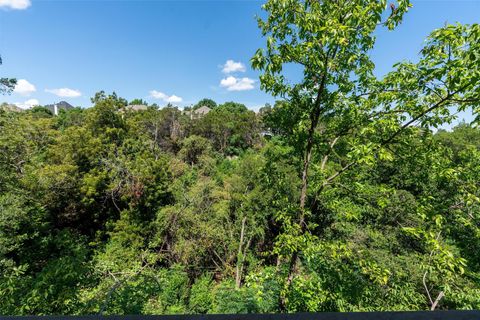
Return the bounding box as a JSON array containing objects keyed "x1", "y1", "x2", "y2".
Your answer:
[{"x1": 0, "y1": 93, "x2": 479, "y2": 314}]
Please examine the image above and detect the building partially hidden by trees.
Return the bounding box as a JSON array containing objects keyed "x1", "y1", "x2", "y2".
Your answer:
[
  {"x1": 0, "y1": 102, "x2": 22, "y2": 112},
  {"x1": 44, "y1": 101, "x2": 74, "y2": 116},
  {"x1": 185, "y1": 105, "x2": 211, "y2": 120}
]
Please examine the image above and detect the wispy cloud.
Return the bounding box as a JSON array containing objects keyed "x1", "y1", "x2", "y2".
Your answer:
[
  {"x1": 220, "y1": 76, "x2": 255, "y2": 91},
  {"x1": 0, "y1": 0, "x2": 31, "y2": 10},
  {"x1": 15, "y1": 98, "x2": 39, "y2": 109},
  {"x1": 46, "y1": 88, "x2": 82, "y2": 98},
  {"x1": 149, "y1": 90, "x2": 183, "y2": 103},
  {"x1": 222, "y1": 60, "x2": 246, "y2": 73},
  {"x1": 13, "y1": 79, "x2": 36, "y2": 96}
]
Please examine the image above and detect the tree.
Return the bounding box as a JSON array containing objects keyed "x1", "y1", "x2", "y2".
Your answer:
[
  {"x1": 56, "y1": 107, "x2": 85, "y2": 129},
  {"x1": 86, "y1": 91, "x2": 126, "y2": 137},
  {"x1": 193, "y1": 98, "x2": 217, "y2": 110},
  {"x1": 129, "y1": 98, "x2": 148, "y2": 105},
  {"x1": 258, "y1": 103, "x2": 272, "y2": 117},
  {"x1": 27, "y1": 106, "x2": 53, "y2": 118},
  {"x1": 252, "y1": 0, "x2": 480, "y2": 309},
  {"x1": 126, "y1": 106, "x2": 188, "y2": 154},
  {"x1": 178, "y1": 135, "x2": 212, "y2": 166},
  {"x1": 91, "y1": 91, "x2": 128, "y2": 106},
  {"x1": 0, "y1": 55, "x2": 16, "y2": 94},
  {"x1": 194, "y1": 102, "x2": 259, "y2": 155}
]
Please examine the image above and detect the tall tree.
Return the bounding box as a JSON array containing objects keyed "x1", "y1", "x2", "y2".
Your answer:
[{"x1": 252, "y1": 0, "x2": 480, "y2": 309}]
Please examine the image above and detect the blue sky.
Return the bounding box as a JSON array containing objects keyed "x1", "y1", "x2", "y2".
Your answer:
[{"x1": 0, "y1": 0, "x2": 479, "y2": 113}]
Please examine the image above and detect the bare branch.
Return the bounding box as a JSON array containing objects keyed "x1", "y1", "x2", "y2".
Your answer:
[{"x1": 431, "y1": 291, "x2": 445, "y2": 311}]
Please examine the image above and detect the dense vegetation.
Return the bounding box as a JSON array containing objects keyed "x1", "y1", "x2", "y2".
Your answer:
[
  {"x1": 1, "y1": 0, "x2": 480, "y2": 315},
  {"x1": 0, "y1": 95, "x2": 479, "y2": 314}
]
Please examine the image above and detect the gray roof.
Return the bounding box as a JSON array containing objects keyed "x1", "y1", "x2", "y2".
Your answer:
[
  {"x1": 0, "y1": 103, "x2": 23, "y2": 112},
  {"x1": 194, "y1": 106, "x2": 211, "y2": 115},
  {"x1": 184, "y1": 106, "x2": 212, "y2": 119},
  {"x1": 44, "y1": 101, "x2": 74, "y2": 110},
  {"x1": 124, "y1": 104, "x2": 148, "y2": 111},
  {"x1": 44, "y1": 101, "x2": 74, "y2": 115}
]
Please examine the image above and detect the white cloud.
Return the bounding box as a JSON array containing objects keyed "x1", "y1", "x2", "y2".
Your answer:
[
  {"x1": 222, "y1": 60, "x2": 246, "y2": 73},
  {"x1": 166, "y1": 95, "x2": 183, "y2": 103},
  {"x1": 45, "y1": 88, "x2": 82, "y2": 98},
  {"x1": 149, "y1": 90, "x2": 183, "y2": 103},
  {"x1": 220, "y1": 76, "x2": 237, "y2": 87},
  {"x1": 0, "y1": 0, "x2": 31, "y2": 10},
  {"x1": 220, "y1": 76, "x2": 255, "y2": 91},
  {"x1": 15, "y1": 98, "x2": 39, "y2": 109},
  {"x1": 13, "y1": 79, "x2": 36, "y2": 96}
]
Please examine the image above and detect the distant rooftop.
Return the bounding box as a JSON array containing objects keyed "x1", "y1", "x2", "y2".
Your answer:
[
  {"x1": 185, "y1": 105, "x2": 211, "y2": 119},
  {"x1": 44, "y1": 101, "x2": 74, "y2": 115},
  {"x1": 124, "y1": 104, "x2": 148, "y2": 111},
  {"x1": 195, "y1": 106, "x2": 211, "y2": 115},
  {"x1": 0, "y1": 103, "x2": 23, "y2": 113}
]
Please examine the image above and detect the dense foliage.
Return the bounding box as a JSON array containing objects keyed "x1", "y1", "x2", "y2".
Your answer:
[
  {"x1": 1, "y1": 0, "x2": 480, "y2": 315},
  {"x1": 0, "y1": 96, "x2": 479, "y2": 314}
]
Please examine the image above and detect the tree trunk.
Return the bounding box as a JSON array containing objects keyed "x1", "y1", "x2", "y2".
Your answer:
[
  {"x1": 279, "y1": 77, "x2": 326, "y2": 310},
  {"x1": 235, "y1": 217, "x2": 247, "y2": 289}
]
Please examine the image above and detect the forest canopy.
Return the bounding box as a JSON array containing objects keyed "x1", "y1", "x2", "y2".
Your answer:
[{"x1": 1, "y1": 0, "x2": 480, "y2": 315}]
